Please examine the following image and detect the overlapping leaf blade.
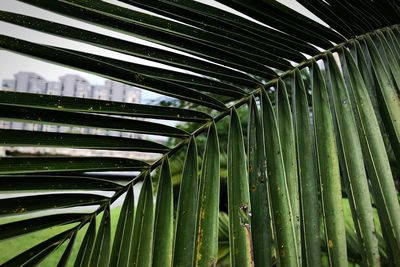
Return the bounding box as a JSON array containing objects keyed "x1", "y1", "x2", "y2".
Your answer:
[
  {"x1": 311, "y1": 60, "x2": 347, "y2": 267},
  {"x1": 275, "y1": 79, "x2": 300, "y2": 264},
  {"x1": 365, "y1": 35, "x2": 400, "y2": 158},
  {"x1": 2, "y1": 228, "x2": 76, "y2": 267},
  {"x1": 0, "y1": 213, "x2": 87, "y2": 240},
  {"x1": 248, "y1": 97, "x2": 271, "y2": 267},
  {"x1": 195, "y1": 123, "x2": 220, "y2": 267},
  {"x1": 227, "y1": 108, "x2": 253, "y2": 267},
  {"x1": 0, "y1": 157, "x2": 148, "y2": 174},
  {"x1": 153, "y1": 158, "x2": 173, "y2": 267},
  {"x1": 260, "y1": 88, "x2": 299, "y2": 266},
  {"x1": 130, "y1": 174, "x2": 154, "y2": 267},
  {"x1": 90, "y1": 205, "x2": 111, "y2": 267},
  {"x1": 57, "y1": 231, "x2": 77, "y2": 267},
  {"x1": 292, "y1": 69, "x2": 320, "y2": 267},
  {"x1": 0, "y1": 193, "x2": 108, "y2": 216},
  {"x1": 174, "y1": 137, "x2": 199, "y2": 267},
  {"x1": 0, "y1": 91, "x2": 212, "y2": 123},
  {"x1": 325, "y1": 52, "x2": 379, "y2": 266},
  {"x1": 74, "y1": 217, "x2": 96, "y2": 267},
  {"x1": 110, "y1": 185, "x2": 135, "y2": 267},
  {"x1": 0, "y1": 129, "x2": 169, "y2": 153},
  {"x1": 340, "y1": 46, "x2": 400, "y2": 265},
  {"x1": 0, "y1": 175, "x2": 123, "y2": 191}
]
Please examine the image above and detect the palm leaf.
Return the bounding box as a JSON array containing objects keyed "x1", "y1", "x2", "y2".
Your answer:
[{"x1": 1, "y1": 0, "x2": 400, "y2": 266}]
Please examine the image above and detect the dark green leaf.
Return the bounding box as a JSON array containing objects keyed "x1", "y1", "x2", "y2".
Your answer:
[
  {"x1": 0, "y1": 129, "x2": 169, "y2": 153},
  {"x1": 153, "y1": 158, "x2": 173, "y2": 267},
  {"x1": 130, "y1": 174, "x2": 154, "y2": 267},
  {"x1": 1, "y1": 228, "x2": 75, "y2": 267},
  {"x1": 110, "y1": 185, "x2": 135, "y2": 267},
  {"x1": 173, "y1": 137, "x2": 199, "y2": 267},
  {"x1": 0, "y1": 175, "x2": 123, "y2": 191},
  {"x1": 0, "y1": 35, "x2": 228, "y2": 111},
  {"x1": 0, "y1": 193, "x2": 108, "y2": 216},
  {"x1": 18, "y1": 0, "x2": 279, "y2": 78},
  {"x1": 275, "y1": 79, "x2": 301, "y2": 263},
  {"x1": 248, "y1": 96, "x2": 272, "y2": 267},
  {"x1": 0, "y1": 156, "x2": 148, "y2": 174},
  {"x1": 57, "y1": 231, "x2": 77, "y2": 267},
  {"x1": 260, "y1": 88, "x2": 299, "y2": 266},
  {"x1": 0, "y1": 213, "x2": 87, "y2": 240},
  {"x1": 0, "y1": 10, "x2": 258, "y2": 87},
  {"x1": 74, "y1": 217, "x2": 96, "y2": 267},
  {"x1": 292, "y1": 69, "x2": 320, "y2": 267},
  {"x1": 325, "y1": 52, "x2": 380, "y2": 266},
  {"x1": 311, "y1": 60, "x2": 347, "y2": 266},
  {"x1": 195, "y1": 123, "x2": 220, "y2": 267},
  {"x1": 341, "y1": 47, "x2": 400, "y2": 265},
  {"x1": 90, "y1": 205, "x2": 111, "y2": 267},
  {"x1": 0, "y1": 90, "x2": 211, "y2": 123},
  {"x1": 227, "y1": 108, "x2": 253, "y2": 267},
  {"x1": 0, "y1": 104, "x2": 188, "y2": 138},
  {"x1": 365, "y1": 35, "x2": 400, "y2": 158}
]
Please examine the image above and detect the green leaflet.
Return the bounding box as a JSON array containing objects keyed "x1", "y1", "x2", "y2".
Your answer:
[
  {"x1": 0, "y1": 90, "x2": 211, "y2": 123},
  {"x1": 117, "y1": 0, "x2": 307, "y2": 63},
  {"x1": 125, "y1": 0, "x2": 320, "y2": 56},
  {"x1": 130, "y1": 174, "x2": 154, "y2": 267},
  {"x1": 0, "y1": 35, "x2": 227, "y2": 111},
  {"x1": 16, "y1": 0, "x2": 278, "y2": 79},
  {"x1": 217, "y1": 0, "x2": 340, "y2": 49},
  {"x1": 90, "y1": 205, "x2": 111, "y2": 267},
  {"x1": 373, "y1": 32, "x2": 400, "y2": 92},
  {"x1": 385, "y1": 29, "x2": 400, "y2": 63},
  {"x1": 63, "y1": 49, "x2": 246, "y2": 99},
  {"x1": 311, "y1": 60, "x2": 347, "y2": 267},
  {"x1": 57, "y1": 231, "x2": 77, "y2": 267},
  {"x1": 0, "y1": 175, "x2": 123, "y2": 191},
  {"x1": 340, "y1": 47, "x2": 400, "y2": 265},
  {"x1": 0, "y1": 10, "x2": 258, "y2": 87},
  {"x1": 2, "y1": 228, "x2": 75, "y2": 267},
  {"x1": 275, "y1": 79, "x2": 300, "y2": 264},
  {"x1": 0, "y1": 193, "x2": 108, "y2": 216},
  {"x1": 0, "y1": 157, "x2": 148, "y2": 174},
  {"x1": 174, "y1": 137, "x2": 199, "y2": 267},
  {"x1": 227, "y1": 108, "x2": 253, "y2": 267},
  {"x1": 0, "y1": 129, "x2": 169, "y2": 153},
  {"x1": 110, "y1": 185, "x2": 135, "y2": 267},
  {"x1": 292, "y1": 69, "x2": 321, "y2": 267},
  {"x1": 0, "y1": 213, "x2": 86, "y2": 240},
  {"x1": 365, "y1": 35, "x2": 400, "y2": 158},
  {"x1": 248, "y1": 96, "x2": 272, "y2": 266},
  {"x1": 0, "y1": 103, "x2": 188, "y2": 138},
  {"x1": 195, "y1": 123, "x2": 220, "y2": 267},
  {"x1": 153, "y1": 158, "x2": 174, "y2": 267},
  {"x1": 325, "y1": 52, "x2": 379, "y2": 266},
  {"x1": 260, "y1": 88, "x2": 299, "y2": 267},
  {"x1": 75, "y1": 217, "x2": 96, "y2": 267}
]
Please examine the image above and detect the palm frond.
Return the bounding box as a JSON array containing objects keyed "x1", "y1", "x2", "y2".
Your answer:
[{"x1": 1, "y1": 0, "x2": 400, "y2": 266}]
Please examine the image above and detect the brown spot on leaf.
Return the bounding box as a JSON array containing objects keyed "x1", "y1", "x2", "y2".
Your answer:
[{"x1": 15, "y1": 207, "x2": 26, "y2": 213}]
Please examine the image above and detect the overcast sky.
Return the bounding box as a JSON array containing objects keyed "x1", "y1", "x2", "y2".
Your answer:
[{"x1": 0, "y1": 0, "x2": 322, "y2": 102}]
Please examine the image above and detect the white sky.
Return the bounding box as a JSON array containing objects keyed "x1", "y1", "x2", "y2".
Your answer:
[{"x1": 0, "y1": 0, "x2": 322, "y2": 102}]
